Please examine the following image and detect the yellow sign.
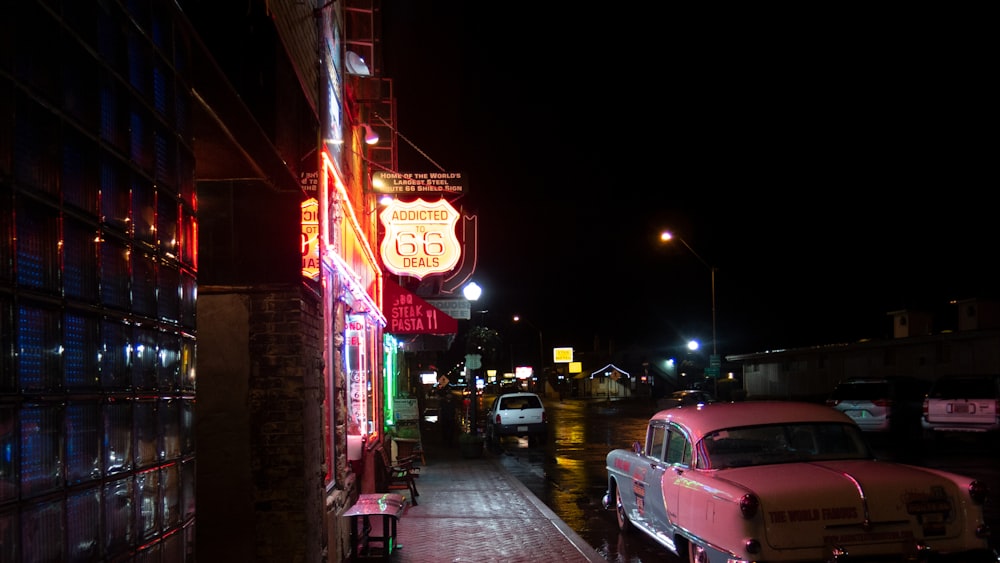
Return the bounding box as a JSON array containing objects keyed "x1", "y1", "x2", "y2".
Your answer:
[
  {"x1": 301, "y1": 198, "x2": 320, "y2": 280},
  {"x1": 553, "y1": 347, "x2": 573, "y2": 364},
  {"x1": 379, "y1": 198, "x2": 461, "y2": 280},
  {"x1": 568, "y1": 361, "x2": 582, "y2": 373}
]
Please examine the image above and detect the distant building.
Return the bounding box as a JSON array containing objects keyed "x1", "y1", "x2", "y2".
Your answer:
[{"x1": 728, "y1": 298, "x2": 1000, "y2": 401}]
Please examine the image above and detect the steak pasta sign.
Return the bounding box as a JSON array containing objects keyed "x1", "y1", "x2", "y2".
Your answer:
[
  {"x1": 380, "y1": 199, "x2": 461, "y2": 279},
  {"x1": 383, "y1": 279, "x2": 457, "y2": 335}
]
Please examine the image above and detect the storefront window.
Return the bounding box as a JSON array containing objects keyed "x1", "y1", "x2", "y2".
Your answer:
[{"x1": 346, "y1": 313, "x2": 369, "y2": 437}]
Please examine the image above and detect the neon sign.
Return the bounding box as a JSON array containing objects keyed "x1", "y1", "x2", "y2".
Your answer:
[{"x1": 379, "y1": 199, "x2": 461, "y2": 279}]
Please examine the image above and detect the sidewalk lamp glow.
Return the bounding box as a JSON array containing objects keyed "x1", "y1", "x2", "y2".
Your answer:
[{"x1": 463, "y1": 281, "x2": 482, "y2": 302}]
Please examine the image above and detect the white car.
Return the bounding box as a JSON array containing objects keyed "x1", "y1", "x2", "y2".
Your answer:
[
  {"x1": 923, "y1": 374, "x2": 1000, "y2": 439},
  {"x1": 604, "y1": 401, "x2": 998, "y2": 562},
  {"x1": 826, "y1": 375, "x2": 928, "y2": 436},
  {"x1": 484, "y1": 392, "x2": 547, "y2": 446}
]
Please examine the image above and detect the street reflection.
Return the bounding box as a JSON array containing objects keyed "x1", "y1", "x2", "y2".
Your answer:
[
  {"x1": 497, "y1": 399, "x2": 670, "y2": 562},
  {"x1": 497, "y1": 398, "x2": 1000, "y2": 563}
]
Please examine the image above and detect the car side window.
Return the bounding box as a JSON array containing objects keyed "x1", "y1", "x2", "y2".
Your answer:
[
  {"x1": 647, "y1": 424, "x2": 667, "y2": 460},
  {"x1": 665, "y1": 427, "x2": 691, "y2": 466}
]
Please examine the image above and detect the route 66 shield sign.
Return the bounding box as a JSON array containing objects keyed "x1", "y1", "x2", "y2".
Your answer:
[{"x1": 379, "y1": 199, "x2": 461, "y2": 280}]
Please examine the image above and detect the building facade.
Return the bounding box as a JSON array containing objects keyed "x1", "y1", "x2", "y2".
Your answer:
[
  {"x1": 2, "y1": 1, "x2": 198, "y2": 560},
  {"x1": 730, "y1": 302, "x2": 1000, "y2": 401},
  {"x1": 2, "y1": 1, "x2": 417, "y2": 561}
]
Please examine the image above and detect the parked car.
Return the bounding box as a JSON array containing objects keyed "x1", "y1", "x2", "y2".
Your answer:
[
  {"x1": 656, "y1": 389, "x2": 715, "y2": 410},
  {"x1": 825, "y1": 376, "x2": 928, "y2": 436},
  {"x1": 484, "y1": 392, "x2": 547, "y2": 446},
  {"x1": 922, "y1": 374, "x2": 1000, "y2": 440},
  {"x1": 604, "y1": 401, "x2": 997, "y2": 562}
]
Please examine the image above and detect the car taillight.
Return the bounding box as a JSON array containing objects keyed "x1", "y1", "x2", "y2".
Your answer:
[
  {"x1": 495, "y1": 414, "x2": 501, "y2": 424},
  {"x1": 738, "y1": 494, "x2": 759, "y2": 519}
]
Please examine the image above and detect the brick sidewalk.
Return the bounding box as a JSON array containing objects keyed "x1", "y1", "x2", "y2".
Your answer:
[{"x1": 389, "y1": 432, "x2": 605, "y2": 563}]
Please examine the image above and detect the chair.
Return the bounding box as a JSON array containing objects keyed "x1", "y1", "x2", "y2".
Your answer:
[
  {"x1": 377, "y1": 445, "x2": 419, "y2": 505},
  {"x1": 344, "y1": 493, "x2": 406, "y2": 562}
]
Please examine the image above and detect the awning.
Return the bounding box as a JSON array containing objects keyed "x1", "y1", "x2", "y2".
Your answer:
[{"x1": 383, "y1": 280, "x2": 458, "y2": 335}]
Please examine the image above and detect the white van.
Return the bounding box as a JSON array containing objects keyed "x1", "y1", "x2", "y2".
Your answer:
[{"x1": 922, "y1": 374, "x2": 1000, "y2": 440}]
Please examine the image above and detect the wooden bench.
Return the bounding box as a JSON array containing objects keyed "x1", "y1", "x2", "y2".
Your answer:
[
  {"x1": 344, "y1": 493, "x2": 406, "y2": 562},
  {"x1": 377, "y1": 444, "x2": 419, "y2": 505},
  {"x1": 392, "y1": 436, "x2": 425, "y2": 466}
]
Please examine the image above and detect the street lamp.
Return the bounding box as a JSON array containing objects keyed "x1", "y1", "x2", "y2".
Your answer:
[
  {"x1": 463, "y1": 281, "x2": 482, "y2": 302},
  {"x1": 462, "y1": 282, "x2": 483, "y2": 435},
  {"x1": 661, "y1": 231, "x2": 718, "y2": 394},
  {"x1": 512, "y1": 315, "x2": 544, "y2": 375}
]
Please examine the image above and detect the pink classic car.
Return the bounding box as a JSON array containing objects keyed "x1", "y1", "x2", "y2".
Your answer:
[{"x1": 604, "y1": 401, "x2": 998, "y2": 562}]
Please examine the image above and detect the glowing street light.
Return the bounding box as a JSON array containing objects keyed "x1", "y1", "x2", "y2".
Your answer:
[
  {"x1": 661, "y1": 231, "x2": 719, "y2": 394},
  {"x1": 463, "y1": 281, "x2": 482, "y2": 302},
  {"x1": 660, "y1": 231, "x2": 717, "y2": 356},
  {"x1": 462, "y1": 281, "x2": 483, "y2": 435}
]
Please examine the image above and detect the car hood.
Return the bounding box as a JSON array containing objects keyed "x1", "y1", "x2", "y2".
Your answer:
[{"x1": 720, "y1": 460, "x2": 971, "y2": 550}]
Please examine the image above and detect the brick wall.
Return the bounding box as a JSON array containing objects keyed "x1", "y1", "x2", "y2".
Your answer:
[{"x1": 197, "y1": 284, "x2": 328, "y2": 562}]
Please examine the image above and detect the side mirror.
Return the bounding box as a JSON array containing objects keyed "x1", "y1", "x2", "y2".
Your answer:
[{"x1": 632, "y1": 441, "x2": 643, "y2": 455}]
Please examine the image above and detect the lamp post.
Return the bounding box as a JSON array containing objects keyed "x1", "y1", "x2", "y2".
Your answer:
[
  {"x1": 463, "y1": 282, "x2": 483, "y2": 436},
  {"x1": 512, "y1": 315, "x2": 544, "y2": 387},
  {"x1": 661, "y1": 231, "x2": 718, "y2": 395}
]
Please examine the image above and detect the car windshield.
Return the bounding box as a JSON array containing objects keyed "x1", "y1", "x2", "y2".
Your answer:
[
  {"x1": 699, "y1": 422, "x2": 873, "y2": 469},
  {"x1": 499, "y1": 396, "x2": 542, "y2": 410}
]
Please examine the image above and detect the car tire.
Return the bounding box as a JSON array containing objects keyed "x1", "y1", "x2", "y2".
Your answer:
[
  {"x1": 614, "y1": 484, "x2": 631, "y2": 532},
  {"x1": 686, "y1": 540, "x2": 708, "y2": 563}
]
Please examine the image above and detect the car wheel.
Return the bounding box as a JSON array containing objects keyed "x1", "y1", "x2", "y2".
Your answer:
[
  {"x1": 614, "y1": 485, "x2": 631, "y2": 532},
  {"x1": 687, "y1": 541, "x2": 708, "y2": 563}
]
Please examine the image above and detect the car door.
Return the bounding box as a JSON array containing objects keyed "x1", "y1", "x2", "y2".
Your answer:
[
  {"x1": 629, "y1": 421, "x2": 672, "y2": 535},
  {"x1": 619, "y1": 421, "x2": 667, "y2": 532},
  {"x1": 663, "y1": 423, "x2": 694, "y2": 525}
]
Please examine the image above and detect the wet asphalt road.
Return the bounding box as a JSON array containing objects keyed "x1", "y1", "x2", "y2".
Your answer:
[{"x1": 491, "y1": 397, "x2": 1000, "y2": 563}]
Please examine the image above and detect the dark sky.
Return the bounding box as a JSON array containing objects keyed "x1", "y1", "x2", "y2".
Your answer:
[{"x1": 380, "y1": 4, "x2": 996, "y2": 358}]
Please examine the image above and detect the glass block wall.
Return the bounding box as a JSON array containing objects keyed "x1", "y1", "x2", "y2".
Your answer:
[{"x1": 0, "y1": 1, "x2": 197, "y2": 561}]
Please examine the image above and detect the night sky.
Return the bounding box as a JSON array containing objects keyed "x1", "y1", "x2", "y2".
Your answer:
[{"x1": 379, "y1": 4, "x2": 996, "y2": 360}]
